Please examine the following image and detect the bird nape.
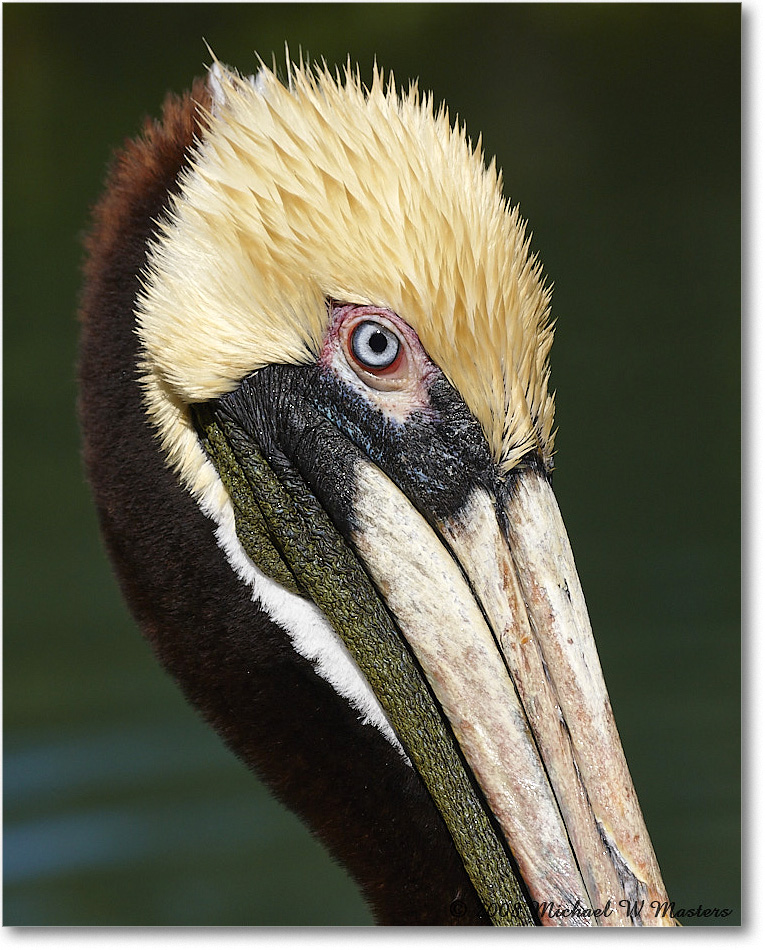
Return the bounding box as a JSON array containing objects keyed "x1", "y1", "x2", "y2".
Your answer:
[{"x1": 78, "y1": 54, "x2": 675, "y2": 927}]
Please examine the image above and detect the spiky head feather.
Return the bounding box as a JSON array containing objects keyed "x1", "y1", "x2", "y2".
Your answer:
[{"x1": 137, "y1": 55, "x2": 556, "y2": 513}]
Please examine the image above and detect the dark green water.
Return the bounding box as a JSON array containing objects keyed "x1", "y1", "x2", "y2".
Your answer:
[{"x1": 4, "y1": 3, "x2": 740, "y2": 926}]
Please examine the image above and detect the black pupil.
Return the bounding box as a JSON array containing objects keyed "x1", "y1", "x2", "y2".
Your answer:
[{"x1": 369, "y1": 330, "x2": 388, "y2": 354}]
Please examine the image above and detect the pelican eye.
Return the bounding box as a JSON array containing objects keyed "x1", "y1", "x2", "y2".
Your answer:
[{"x1": 350, "y1": 321, "x2": 402, "y2": 372}]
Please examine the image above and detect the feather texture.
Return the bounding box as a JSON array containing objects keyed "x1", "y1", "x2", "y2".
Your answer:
[{"x1": 137, "y1": 55, "x2": 556, "y2": 513}]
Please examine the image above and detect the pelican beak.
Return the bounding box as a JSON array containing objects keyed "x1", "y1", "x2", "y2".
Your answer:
[
  {"x1": 352, "y1": 459, "x2": 673, "y2": 925},
  {"x1": 192, "y1": 360, "x2": 674, "y2": 927}
]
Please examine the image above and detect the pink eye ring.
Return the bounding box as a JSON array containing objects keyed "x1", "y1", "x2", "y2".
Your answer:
[
  {"x1": 350, "y1": 321, "x2": 403, "y2": 372},
  {"x1": 329, "y1": 303, "x2": 427, "y2": 393}
]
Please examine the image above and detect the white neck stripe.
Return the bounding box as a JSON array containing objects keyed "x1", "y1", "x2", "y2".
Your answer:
[{"x1": 203, "y1": 493, "x2": 409, "y2": 761}]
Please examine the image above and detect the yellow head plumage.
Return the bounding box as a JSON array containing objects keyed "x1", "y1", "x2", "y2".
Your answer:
[{"x1": 137, "y1": 55, "x2": 556, "y2": 514}]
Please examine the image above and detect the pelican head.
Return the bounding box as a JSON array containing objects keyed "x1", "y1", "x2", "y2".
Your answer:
[{"x1": 79, "y1": 54, "x2": 673, "y2": 925}]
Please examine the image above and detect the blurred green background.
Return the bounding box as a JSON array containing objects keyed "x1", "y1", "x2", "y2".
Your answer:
[{"x1": 4, "y1": 2, "x2": 739, "y2": 927}]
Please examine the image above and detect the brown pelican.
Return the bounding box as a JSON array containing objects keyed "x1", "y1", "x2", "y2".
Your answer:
[{"x1": 78, "y1": 54, "x2": 675, "y2": 926}]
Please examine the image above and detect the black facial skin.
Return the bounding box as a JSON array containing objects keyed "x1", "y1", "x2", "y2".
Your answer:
[
  {"x1": 205, "y1": 353, "x2": 550, "y2": 566},
  {"x1": 207, "y1": 360, "x2": 501, "y2": 541}
]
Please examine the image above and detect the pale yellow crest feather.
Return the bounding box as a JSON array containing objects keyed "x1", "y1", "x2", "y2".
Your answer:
[{"x1": 137, "y1": 55, "x2": 556, "y2": 510}]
